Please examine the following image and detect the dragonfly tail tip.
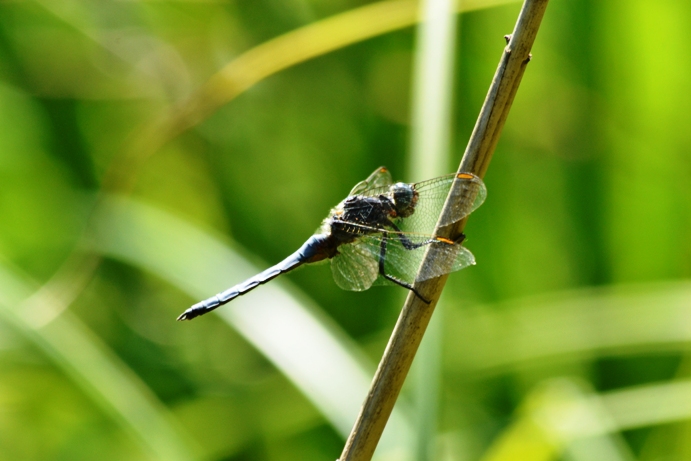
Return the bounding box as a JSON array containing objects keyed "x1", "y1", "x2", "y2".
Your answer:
[
  {"x1": 177, "y1": 300, "x2": 210, "y2": 321},
  {"x1": 176, "y1": 311, "x2": 194, "y2": 321}
]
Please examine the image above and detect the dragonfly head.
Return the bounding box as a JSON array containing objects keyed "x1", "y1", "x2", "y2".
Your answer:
[{"x1": 390, "y1": 182, "x2": 418, "y2": 218}]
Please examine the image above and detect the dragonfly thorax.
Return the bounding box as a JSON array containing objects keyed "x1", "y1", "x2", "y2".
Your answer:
[
  {"x1": 390, "y1": 182, "x2": 418, "y2": 218},
  {"x1": 324, "y1": 194, "x2": 397, "y2": 244}
]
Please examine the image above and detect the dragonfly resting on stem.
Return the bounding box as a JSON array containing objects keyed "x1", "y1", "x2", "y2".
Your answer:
[{"x1": 178, "y1": 167, "x2": 486, "y2": 321}]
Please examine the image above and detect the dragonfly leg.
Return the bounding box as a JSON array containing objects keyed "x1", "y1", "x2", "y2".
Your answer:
[
  {"x1": 379, "y1": 233, "x2": 431, "y2": 304},
  {"x1": 388, "y1": 222, "x2": 435, "y2": 250}
]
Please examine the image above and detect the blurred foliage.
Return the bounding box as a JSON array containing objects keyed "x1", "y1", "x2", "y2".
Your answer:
[{"x1": 1, "y1": 1, "x2": 691, "y2": 461}]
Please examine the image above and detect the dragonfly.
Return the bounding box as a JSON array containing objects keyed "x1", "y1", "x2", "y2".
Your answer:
[{"x1": 177, "y1": 167, "x2": 486, "y2": 321}]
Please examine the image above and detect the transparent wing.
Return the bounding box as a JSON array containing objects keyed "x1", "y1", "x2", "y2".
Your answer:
[
  {"x1": 415, "y1": 241, "x2": 475, "y2": 281},
  {"x1": 397, "y1": 173, "x2": 487, "y2": 234},
  {"x1": 331, "y1": 239, "x2": 379, "y2": 291},
  {"x1": 334, "y1": 229, "x2": 476, "y2": 288},
  {"x1": 349, "y1": 166, "x2": 393, "y2": 195}
]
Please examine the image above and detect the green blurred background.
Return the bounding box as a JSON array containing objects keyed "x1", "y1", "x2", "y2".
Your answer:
[{"x1": 1, "y1": 0, "x2": 691, "y2": 460}]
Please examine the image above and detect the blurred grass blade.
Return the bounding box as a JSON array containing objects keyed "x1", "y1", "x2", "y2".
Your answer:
[
  {"x1": 90, "y1": 195, "x2": 413, "y2": 452},
  {"x1": 408, "y1": 0, "x2": 458, "y2": 181},
  {"x1": 602, "y1": 378, "x2": 691, "y2": 432},
  {"x1": 479, "y1": 379, "x2": 635, "y2": 461},
  {"x1": 445, "y1": 282, "x2": 691, "y2": 374},
  {"x1": 407, "y1": 0, "x2": 459, "y2": 458},
  {"x1": 175, "y1": 0, "x2": 520, "y2": 131},
  {"x1": 105, "y1": 0, "x2": 521, "y2": 191},
  {"x1": 480, "y1": 377, "x2": 691, "y2": 460},
  {"x1": 0, "y1": 263, "x2": 198, "y2": 461}
]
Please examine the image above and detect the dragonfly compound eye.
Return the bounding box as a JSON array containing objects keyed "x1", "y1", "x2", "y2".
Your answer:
[{"x1": 390, "y1": 183, "x2": 418, "y2": 218}]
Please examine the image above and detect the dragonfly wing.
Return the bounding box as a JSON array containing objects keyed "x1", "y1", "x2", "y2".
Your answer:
[
  {"x1": 438, "y1": 173, "x2": 487, "y2": 227},
  {"x1": 345, "y1": 232, "x2": 476, "y2": 287},
  {"x1": 349, "y1": 166, "x2": 393, "y2": 195},
  {"x1": 400, "y1": 173, "x2": 486, "y2": 233},
  {"x1": 331, "y1": 240, "x2": 379, "y2": 291},
  {"x1": 415, "y1": 244, "x2": 475, "y2": 281}
]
